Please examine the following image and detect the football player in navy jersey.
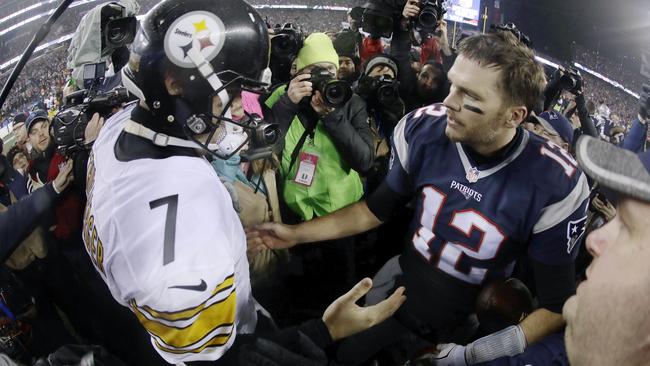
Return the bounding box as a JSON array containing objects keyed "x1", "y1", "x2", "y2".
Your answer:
[{"x1": 248, "y1": 31, "x2": 590, "y2": 364}]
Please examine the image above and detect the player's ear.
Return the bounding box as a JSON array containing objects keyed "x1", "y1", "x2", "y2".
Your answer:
[
  {"x1": 504, "y1": 105, "x2": 527, "y2": 128},
  {"x1": 164, "y1": 70, "x2": 183, "y2": 96}
]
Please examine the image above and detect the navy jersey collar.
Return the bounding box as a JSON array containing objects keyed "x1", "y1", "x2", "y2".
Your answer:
[{"x1": 455, "y1": 128, "x2": 529, "y2": 182}]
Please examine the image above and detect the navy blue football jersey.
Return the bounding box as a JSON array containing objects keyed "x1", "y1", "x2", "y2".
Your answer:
[{"x1": 387, "y1": 104, "x2": 590, "y2": 286}]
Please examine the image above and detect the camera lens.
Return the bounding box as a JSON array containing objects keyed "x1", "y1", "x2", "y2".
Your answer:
[
  {"x1": 419, "y1": 9, "x2": 439, "y2": 30},
  {"x1": 108, "y1": 27, "x2": 127, "y2": 44},
  {"x1": 323, "y1": 81, "x2": 352, "y2": 107},
  {"x1": 377, "y1": 84, "x2": 398, "y2": 105},
  {"x1": 271, "y1": 33, "x2": 299, "y2": 58},
  {"x1": 260, "y1": 124, "x2": 279, "y2": 145}
]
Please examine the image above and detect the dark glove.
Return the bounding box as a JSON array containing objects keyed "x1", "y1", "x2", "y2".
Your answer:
[
  {"x1": 640, "y1": 84, "x2": 650, "y2": 120},
  {"x1": 239, "y1": 331, "x2": 327, "y2": 366},
  {"x1": 555, "y1": 66, "x2": 582, "y2": 95},
  {"x1": 568, "y1": 69, "x2": 583, "y2": 95}
]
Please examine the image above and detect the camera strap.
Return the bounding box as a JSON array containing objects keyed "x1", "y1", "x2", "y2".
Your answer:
[
  {"x1": 123, "y1": 120, "x2": 200, "y2": 149},
  {"x1": 287, "y1": 121, "x2": 317, "y2": 174}
]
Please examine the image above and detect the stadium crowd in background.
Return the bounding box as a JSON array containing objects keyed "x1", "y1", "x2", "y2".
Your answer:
[{"x1": 0, "y1": 0, "x2": 649, "y2": 365}]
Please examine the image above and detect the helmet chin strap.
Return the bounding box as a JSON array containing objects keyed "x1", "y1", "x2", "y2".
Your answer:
[
  {"x1": 185, "y1": 46, "x2": 248, "y2": 156},
  {"x1": 124, "y1": 41, "x2": 249, "y2": 158}
]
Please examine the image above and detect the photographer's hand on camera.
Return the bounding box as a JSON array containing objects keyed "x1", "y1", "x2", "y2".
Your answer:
[
  {"x1": 311, "y1": 91, "x2": 335, "y2": 117},
  {"x1": 84, "y1": 112, "x2": 106, "y2": 145},
  {"x1": 287, "y1": 74, "x2": 313, "y2": 104},
  {"x1": 402, "y1": 0, "x2": 420, "y2": 22}
]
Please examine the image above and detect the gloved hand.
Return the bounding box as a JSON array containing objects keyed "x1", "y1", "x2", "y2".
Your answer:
[
  {"x1": 639, "y1": 84, "x2": 650, "y2": 122},
  {"x1": 568, "y1": 69, "x2": 583, "y2": 95},
  {"x1": 239, "y1": 332, "x2": 327, "y2": 366}
]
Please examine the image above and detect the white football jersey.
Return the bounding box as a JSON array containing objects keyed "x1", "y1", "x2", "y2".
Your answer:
[{"x1": 82, "y1": 105, "x2": 257, "y2": 364}]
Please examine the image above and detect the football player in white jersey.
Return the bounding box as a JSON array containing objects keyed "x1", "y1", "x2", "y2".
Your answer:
[{"x1": 83, "y1": 0, "x2": 405, "y2": 364}]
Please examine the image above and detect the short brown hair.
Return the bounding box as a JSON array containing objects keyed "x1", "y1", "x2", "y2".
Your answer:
[{"x1": 457, "y1": 31, "x2": 545, "y2": 116}]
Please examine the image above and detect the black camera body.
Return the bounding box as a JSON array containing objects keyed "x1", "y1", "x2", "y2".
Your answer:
[
  {"x1": 359, "y1": 0, "x2": 405, "y2": 39},
  {"x1": 306, "y1": 67, "x2": 353, "y2": 108},
  {"x1": 490, "y1": 23, "x2": 532, "y2": 48},
  {"x1": 412, "y1": 0, "x2": 446, "y2": 34},
  {"x1": 238, "y1": 114, "x2": 281, "y2": 161},
  {"x1": 53, "y1": 63, "x2": 131, "y2": 156},
  {"x1": 271, "y1": 23, "x2": 304, "y2": 60},
  {"x1": 269, "y1": 23, "x2": 305, "y2": 85},
  {"x1": 560, "y1": 67, "x2": 582, "y2": 91},
  {"x1": 357, "y1": 74, "x2": 400, "y2": 106},
  {"x1": 100, "y1": 3, "x2": 137, "y2": 58}
]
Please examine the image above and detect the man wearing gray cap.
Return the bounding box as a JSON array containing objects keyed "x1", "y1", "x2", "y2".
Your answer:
[{"x1": 564, "y1": 90, "x2": 650, "y2": 366}]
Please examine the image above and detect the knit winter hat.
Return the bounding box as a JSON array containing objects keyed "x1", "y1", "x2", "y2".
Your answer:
[
  {"x1": 296, "y1": 33, "x2": 339, "y2": 72},
  {"x1": 364, "y1": 54, "x2": 398, "y2": 77}
]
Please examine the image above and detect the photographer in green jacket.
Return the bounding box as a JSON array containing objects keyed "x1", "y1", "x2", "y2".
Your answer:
[{"x1": 265, "y1": 33, "x2": 374, "y2": 321}]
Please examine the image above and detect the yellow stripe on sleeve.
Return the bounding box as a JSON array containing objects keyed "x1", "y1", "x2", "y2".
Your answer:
[
  {"x1": 132, "y1": 289, "x2": 236, "y2": 349},
  {"x1": 152, "y1": 331, "x2": 234, "y2": 355},
  {"x1": 138, "y1": 274, "x2": 234, "y2": 322}
]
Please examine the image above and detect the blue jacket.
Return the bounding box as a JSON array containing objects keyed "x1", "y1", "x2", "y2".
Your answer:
[
  {"x1": 622, "y1": 119, "x2": 647, "y2": 153},
  {"x1": 0, "y1": 183, "x2": 58, "y2": 262}
]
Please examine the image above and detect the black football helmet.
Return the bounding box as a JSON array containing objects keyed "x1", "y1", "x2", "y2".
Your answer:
[{"x1": 122, "y1": 0, "x2": 277, "y2": 159}]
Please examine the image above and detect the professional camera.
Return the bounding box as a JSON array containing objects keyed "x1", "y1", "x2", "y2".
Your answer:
[
  {"x1": 307, "y1": 66, "x2": 353, "y2": 108},
  {"x1": 238, "y1": 113, "x2": 281, "y2": 161},
  {"x1": 99, "y1": 2, "x2": 137, "y2": 72},
  {"x1": 412, "y1": 0, "x2": 446, "y2": 34},
  {"x1": 356, "y1": 74, "x2": 400, "y2": 105},
  {"x1": 359, "y1": 0, "x2": 406, "y2": 39},
  {"x1": 557, "y1": 66, "x2": 583, "y2": 94},
  {"x1": 269, "y1": 23, "x2": 305, "y2": 85},
  {"x1": 490, "y1": 23, "x2": 532, "y2": 48},
  {"x1": 271, "y1": 23, "x2": 304, "y2": 59},
  {"x1": 361, "y1": 6, "x2": 394, "y2": 39},
  {"x1": 52, "y1": 63, "x2": 131, "y2": 156}
]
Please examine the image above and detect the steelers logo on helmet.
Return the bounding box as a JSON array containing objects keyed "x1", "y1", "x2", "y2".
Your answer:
[{"x1": 163, "y1": 11, "x2": 226, "y2": 68}]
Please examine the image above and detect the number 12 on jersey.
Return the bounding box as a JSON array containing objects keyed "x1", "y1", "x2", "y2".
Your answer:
[{"x1": 412, "y1": 186, "x2": 506, "y2": 285}]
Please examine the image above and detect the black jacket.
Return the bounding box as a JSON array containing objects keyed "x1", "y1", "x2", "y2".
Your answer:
[
  {"x1": 390, "y1": 28, "x2": 449, "y2": 113},
  {"x1": 268, "y1": 91, "x2": 375, "y2": 174}
]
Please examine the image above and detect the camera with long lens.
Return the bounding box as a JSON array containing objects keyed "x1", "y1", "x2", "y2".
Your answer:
[
  {"x1": 356, "y1": 74, "x2": 400, "y2": 105},
  {"x1": 271, "y1": 23, "x2": 304, "y2": 59},
  {"x1": 53, "y1": 63, "x2": 132, "y2": 156},
  {"x1": 269, "y1": 23, "x2": 305, "y2": 85},
  {"x1": 412, "y1": 0, "x2": 446, "y2": 34},
  {"x1": 100, "y1": 3, "x2": 137, "y2": 58},
  {"x1": 358, "y1": 0, "x2": 406, "y2": 39},
  {"x1": 361, "y1": 6, "x2": 394, "y2": 39},
  {"x1": 307, "y1": 66, "x2": 353, "y2": 108}
]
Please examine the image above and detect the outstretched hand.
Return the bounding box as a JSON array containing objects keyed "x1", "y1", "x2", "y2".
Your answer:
[
  {"x1": 52, "y1": 160, "x2": 74, "y2": 193},
  {"x1": 246, "y1": 222, "x2": 300, "y2": 256},
  {"x1": 322, "y1": 278, "x2": 406, "y2": 341}
]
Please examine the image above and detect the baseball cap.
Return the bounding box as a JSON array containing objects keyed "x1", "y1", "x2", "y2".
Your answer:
[
  {"x1": 12, "y1": 113, "x2": 26, "y2": 127},
  {"x1": 576, "y1": 135, "x2": 650, "y2": 203},
  {"x1": 536, "y1": 110, "x2": 574, "y2": 145},
  {"x1": 25, "y1": 109, "x2": 49, "y2": 134}
]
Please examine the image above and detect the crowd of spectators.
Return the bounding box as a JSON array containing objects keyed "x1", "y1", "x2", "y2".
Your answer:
[
  {"x1": 0, "y1": 46, "x2": 69, "y2": 128},
  {"x1": 573, "y1": 44, "x2": 643, "y2": 92},
  {"x1": 582, "y1": 72, "x2": 639, "y2": 124}
]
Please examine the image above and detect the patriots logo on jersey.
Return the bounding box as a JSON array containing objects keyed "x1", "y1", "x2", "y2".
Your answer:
[{"x1": 566, "y1": 216, "x2": 587, "y2": 254}]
